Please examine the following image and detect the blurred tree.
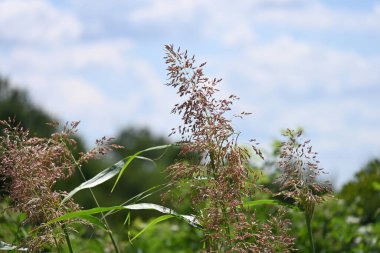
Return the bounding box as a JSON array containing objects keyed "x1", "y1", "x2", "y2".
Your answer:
[
  {"x1": 106, "y1": 127, "x2": 179, "y2": 206},
  {"x1": 340, "y1": 159, "x2": 380, "y2": 224},
  {"x1": 0, "y1": 77, "x2": 55, "y2": 137},
  {"x1": 291, "y1": 159, "x2": 380, "y2": 252},
  {"x1": 0, "y1": 76, "x2": 90, "y2": 197}
]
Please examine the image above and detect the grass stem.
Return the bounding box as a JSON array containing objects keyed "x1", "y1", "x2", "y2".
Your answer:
[
  {"x1": 62, "y1": 224, "x2": 73, "y2": 253},
  {"x1": 76, "y1": 165, "x2": 121, "y2": 253},
  {"x1": 63, "y1": 140, "x2": 121, "y2": 253},
  {"x1": 305, "y1": 212, "x2": 315, "y2": 253}
]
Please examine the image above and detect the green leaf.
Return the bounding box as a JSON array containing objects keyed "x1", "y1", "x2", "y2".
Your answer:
[
  {"x1": 48, "y1": 206, "x2": 127, "y2": 224},
  {"x1": 104, "y1": 184, "x2": 168, "y2": 218},
  {"x1": 123, "y1": 203, "x2": 201, "y2": 228},
  {"x1": 76, "y1": 214, "x2": 107, "y2": 230},
  {"x1": 0, "y1": 241, "x2": 27, "y2": 251},
  {"x1": 61, "y1": 144, "x2": 171, "y2": 204},
  {"x1": 243, "y1": 199, "x2": 300, "y2": 211},
  {"x1": 130, "y1": 214, "x2": 174, "y2": 242},
  {"x1": 48, "y1": 203, "x2": 201, "y2": 228},
  {"x1": 372, "y1": 182, "x2": 380, "y2": 191},
  {"x1": 111, "y1": 144, "x2": 171, "y2": 192},
  {"x1": 243, "y1": 199, "x2": 281, "y2": 207},
  {"x1": 61, "y1": 160, "x2": 126, "y2": 204}
]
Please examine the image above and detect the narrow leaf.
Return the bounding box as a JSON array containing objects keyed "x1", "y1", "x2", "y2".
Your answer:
[
  {"x1": 61, "y1": 145, "x2": 170, "y2": 204},
  {"x1": 111, "y1": 144, "x2": 171, "y2": 192},
  {"x1": 243, "y1": 199, "x2": 281, "y2": 207},
  {"x1": 61, "y1": 160, "x2": 125, "y2": 204},
  {"x1": 48, "y1": 202, "x2": 201, "y2": 228},
  {"x1": 124, "y1": 203, "x2": 200, "y2": 228},
  {"x1": 243, "y1": 199, "x2": 300, "y2": 211},
  {"x1": 48, "y1": 206, "x2": 127, "y2": 224},
  {"x1": 77, "y1": 214, "x2": 107, "y2": 230},
  {"x1": 0, "y1": 241, "x2": 27, "y2": 251},
  {"x1": 130, "y1": 214, "x2": 174, "y2": 242}
]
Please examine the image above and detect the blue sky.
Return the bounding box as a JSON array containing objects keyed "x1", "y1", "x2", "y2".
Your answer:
[{"x1": 0, "y1": 0, "x2": 379, "y2": 188}]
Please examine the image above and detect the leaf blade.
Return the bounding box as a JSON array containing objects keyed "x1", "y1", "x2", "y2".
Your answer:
[
  {"x1": 111, "y1": 144, "x2": 171, "y2": 192},
  {"x1": 48, "y1": 202, "x2": 201, "y2": 228},
  {"x1": 130, "y1": 214, "x2": 174, "y2": 242},
  {"x1": 243, "y1": 199, "x2": 300, "y2": 211},
  {"x1": 61, "y1": 144, "x2": 171, "y2": 204},
  {"x1": 0, "y1": 241, "x2": 27, "y2": 251}
]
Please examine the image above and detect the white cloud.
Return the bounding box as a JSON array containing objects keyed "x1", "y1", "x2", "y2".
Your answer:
[
  {"x1": 223, "y1": 36, "x2": 380, "y2": 96},
  {"x1": 127, "y1": 0, "x2": 380, "y2": 49},
  {"x1": 6, "y1": 39, "x2": 132, "y2": 74},
  {"x1": 129, "y1": 0, "x2": 258, "y2": 46},
  {"x1": 0, "y1": 0, "x2": 82, "y2": 44},
  {"x1": 129, "y1": 0, "x2": 203, "y2": 24},
  {"x1": 199, "y1": 1, "x2": 257, "y2": 46},
  {"x1": 1, "y1": 42, "x2": 176, "y2": 142},
  {"x1": 255, "y1": 2, "x2": 380, "y2": 31}
]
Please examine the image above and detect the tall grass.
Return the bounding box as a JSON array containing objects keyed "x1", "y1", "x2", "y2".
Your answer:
[{"x1": 0, "y1": 45, "x2": 332, "y2": 252}]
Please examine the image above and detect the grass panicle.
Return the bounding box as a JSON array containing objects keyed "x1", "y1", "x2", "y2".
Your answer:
[
  {"x1": 276, "y1": 129, "x2": 332, "y2": 253},
  {"x1": 163, "y1": 44, "x2": 295, "y2": 252}
]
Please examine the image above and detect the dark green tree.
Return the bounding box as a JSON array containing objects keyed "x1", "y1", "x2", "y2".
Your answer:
[
  {"x1": 0, "y1": 77, "x2": 55, "y2": 137},
  {"x1": 109, "y1": 127, "x2": 178, "y2": 206},
  {"x1": 290, "y1": 158, "x2": 380, "y2": 252},
  {"x1": 340, "y1": 159, "x2": 380, "y2": 224}
]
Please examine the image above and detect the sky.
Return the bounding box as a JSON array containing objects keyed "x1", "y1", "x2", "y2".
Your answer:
[{"x1": 0, "y1": 0, "x2": 379, "y2": 188}]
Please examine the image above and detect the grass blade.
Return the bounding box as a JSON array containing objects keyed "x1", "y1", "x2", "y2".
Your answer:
[
  {"x1": 243, "y1": 199, "x2": 300, "y2": 211},
  {"x1": 77, "y1": 214, "x2": 108, "y2": 230},
  {"x1": 104, "y1": 184, "x2": 169, "y2": 218},
  {"x1": 61, "y1": 145, "x2": 171, "y2": 204},
  {"x1": 0, "y1": 241, "x2": 27, "y2": 251},
  {"x1": 130, "y1": 214, "x2": 174, "y2": 242},
  {"x1": 48, "y1": 206, "x2": 127, "y2": 224},
  {"x1": 111, "y1": 144, "x2": 171, "y2": 192},
  {"x1": 48, "y1": 203, "x2": 201, "y2": 228},
  {"x1": 243, "y1": 199, "x2": 281, "y2": 207},
  {"x1": 124, "y1": 203, "x2": 201, "y2": 228}
]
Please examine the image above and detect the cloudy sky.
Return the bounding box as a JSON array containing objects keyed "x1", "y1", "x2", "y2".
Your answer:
[{"x1": 0, "y1": 0, "x2": 379, "y2": 188}]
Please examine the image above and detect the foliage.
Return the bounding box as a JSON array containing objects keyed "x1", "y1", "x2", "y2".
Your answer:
[
  {"x1": 292, "y1": 198, "x2": 380, "y2": 252},
  {"x1": 125, "y1": 218, "x2": 203, "y2": 252},
  {"x1": 340, "y1": 159, "x2": 380, "y2": 224}
]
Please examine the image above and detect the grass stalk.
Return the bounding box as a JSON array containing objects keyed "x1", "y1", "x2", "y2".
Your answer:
[
  {"x1": 53, "y1": 236, "x2": 62, "y2": 253},
  {"x1": 305, "y1": 212, "x2": 315, "y2": 253},
  {"x1": 76, "y1": 165, "x2": 121, "y2": 253},
  {"x1": 63, "y1": 140, "x2": 121, "y2": 253},
  {"x1": 62, "y1": 224, "x2": 73, "y2": 253}
]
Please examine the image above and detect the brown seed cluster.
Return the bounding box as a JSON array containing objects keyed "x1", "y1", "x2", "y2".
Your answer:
[
  {"x1": 0, "y1": 120, "x2": 79, "y2": 250},
  {"x1": 0, "y1": 119, "x2": 121, "y2": 251},
  {"x1": 274, "y1": 129, "x2": 333, "y2": 252},
  {"x1": 163, "y1": 45, "x2": 295, "y2": 252},
  {"x1": 276, "y1": 129, "x2": 332, "y2": 220}
]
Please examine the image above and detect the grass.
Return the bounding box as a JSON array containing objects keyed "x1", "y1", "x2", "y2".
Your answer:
[{"x1": 0, "y1": 45, "x2": 332, "y2": 252}]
